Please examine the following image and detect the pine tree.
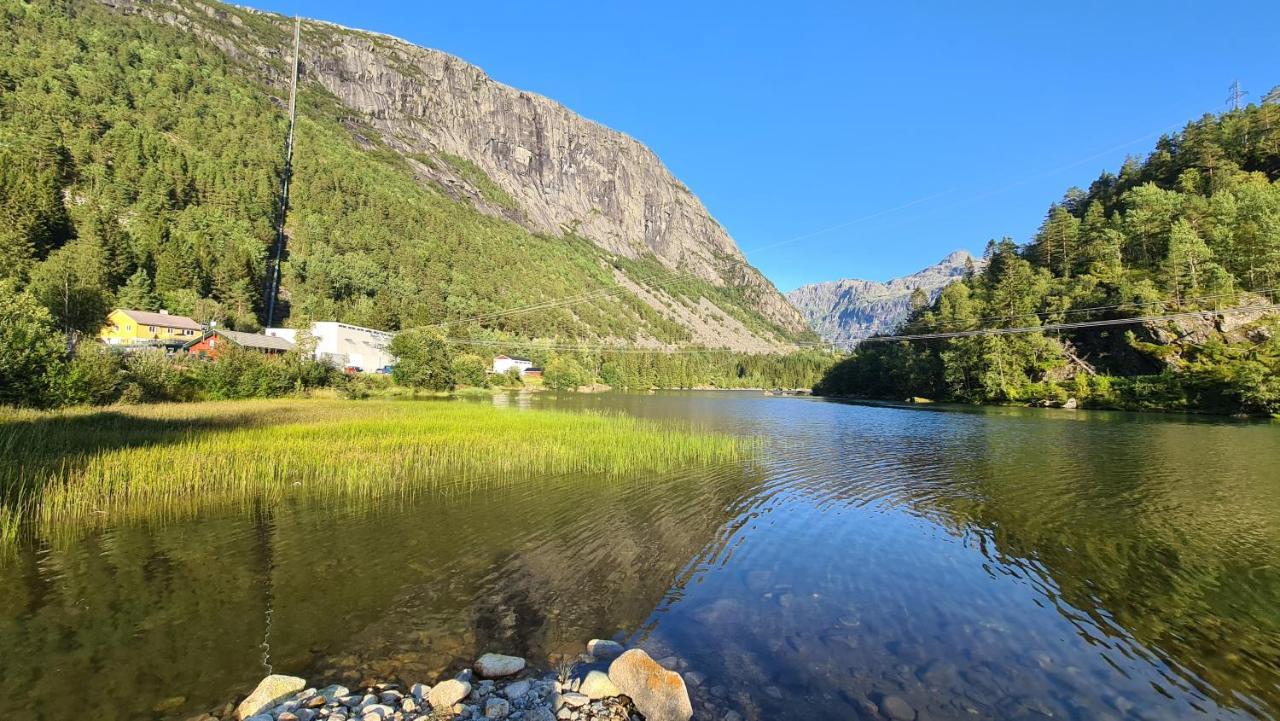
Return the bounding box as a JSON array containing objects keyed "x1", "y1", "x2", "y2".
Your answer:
[{"x1": 117, "y1": 268, "x2": 159, "y2": 311}]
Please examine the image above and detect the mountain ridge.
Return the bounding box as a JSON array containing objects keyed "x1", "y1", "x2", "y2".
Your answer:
[
  {"x1": 787, "y1": 251, "x2": 981, "y2": 344},
  {"x1": 94, "y1": 0, "x2": 807, "y2": 346}
]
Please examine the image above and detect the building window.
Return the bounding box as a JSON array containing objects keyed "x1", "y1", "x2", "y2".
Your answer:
[{"x1": 149, "y1": 326, "x2": 156, "y2": 333}]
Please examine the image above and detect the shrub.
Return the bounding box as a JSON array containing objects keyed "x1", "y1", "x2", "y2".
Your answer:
[
  {"x1": 0, "y1": 283, "x2": 66, "y2": 408},
  {"x1": 451, "y1": 353, "x2": 488, "y2": 387},
  {"x1": 58, "y1": 343, "x2": 124, "y2": 406},
  {"x1": 544, "y1": 356, "x2": 589, "y2": 390}
]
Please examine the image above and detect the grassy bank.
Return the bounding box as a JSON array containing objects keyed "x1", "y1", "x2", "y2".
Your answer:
[{"x1": 0, "y1": 399, "x2": 749, "y2": 544}]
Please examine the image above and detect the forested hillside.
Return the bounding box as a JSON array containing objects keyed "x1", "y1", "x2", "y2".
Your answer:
[
  {"x1": 0, "y1": 0, "x2": 809, "y2": 353},
  {"x1": 815, "y1": 98, "x2": 1280, "y2": 415}
]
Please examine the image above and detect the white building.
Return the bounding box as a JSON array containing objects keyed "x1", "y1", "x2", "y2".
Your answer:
[
  {"x1": 267, "y1": 321, "x2": 396, "y2": 372},
  {"x1": 492, "y1": 355, "x2": 534, "y2": 375}
]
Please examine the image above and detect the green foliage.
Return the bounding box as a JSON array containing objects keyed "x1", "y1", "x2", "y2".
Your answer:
[
  {"x1": 449, "y1": 353, "x2": 488, "y2": 387},
  {"x1": 815, "y1": 101, "x2": 1280, "y2": 414},
  {"x1": 543, "y1": 356, "x2": 589, "y2": 390},
  {"x1": 0, "y1": 283, "x2": 65, "y2": 407},
  {"x1": 116, "y1": 268, "x2": 159, "y2": 312},
  {"x1": 56, "y1": 344, "x2": 124, "y2": 407},
  {"x1": 389, "y1": 327, "x2": 454, "y2": 390},
  {"x1": 437, "y1": 152, "x2": 519, "y2": 210}
]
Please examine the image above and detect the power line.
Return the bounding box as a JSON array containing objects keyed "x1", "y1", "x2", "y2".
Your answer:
[
  {"x1": 264, "y1": 16, "x2": 301, "y2": 329},
  {"x1": 425, "y1": 118, "x2": 1192, "y2": 333},
  {"x1": 1227, "y1": 80, "x2": 1248, "y2": 112},
  {"x1": 837, "y1": 303, "x2": 1280, "y2": 345}
]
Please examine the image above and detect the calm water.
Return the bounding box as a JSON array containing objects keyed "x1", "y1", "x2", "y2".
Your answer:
[{"x1": 2, "y1": 393, "x2": 1279, "y2": 721}]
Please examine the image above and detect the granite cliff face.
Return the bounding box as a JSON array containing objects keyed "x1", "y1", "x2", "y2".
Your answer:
[
  {"x1": 788, "y1": 251, "x2": 981, "y2": 345},
  {"x1": 95, "y1": 0, "x2": 807, "y2": 341}
]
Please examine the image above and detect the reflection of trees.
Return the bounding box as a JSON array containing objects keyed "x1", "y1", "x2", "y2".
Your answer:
[
  {"x1": 0, "y1": 463, "x2": 759, "y2": 720},
  {"x1": 792, "y1": 408, "x2": 1280, "y2": 719}
]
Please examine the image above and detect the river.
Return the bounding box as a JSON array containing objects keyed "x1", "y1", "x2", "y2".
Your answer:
[{"x1": 1, "y1": 392, "x2": 1278, "y2": 720}]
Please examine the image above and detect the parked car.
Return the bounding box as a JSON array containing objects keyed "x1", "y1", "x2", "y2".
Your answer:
[
  {"x1": 343, "y1": 365, "x2": 363, "y2": 375},
  {"x1": 375, "y1": 365, "x2": 394, "y2": 375}
]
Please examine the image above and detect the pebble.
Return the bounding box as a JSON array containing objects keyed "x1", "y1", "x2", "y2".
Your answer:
[
  {"x1": 485, "y1": 697, "x2": 511, "y2": 718},
  {"x1": 429, "y1": 679, "x2": 472, "y2": 710},
  {"x1": 503, "y1": 679, "x2": 532, "y2": 700},
  {"x1": 559, "y1": 692, "x2": 589, "y2": 708}
]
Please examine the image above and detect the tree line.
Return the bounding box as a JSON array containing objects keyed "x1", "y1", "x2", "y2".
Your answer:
[{"x1": 815, "y1": 96, "x2": 1280, "y2": 415}]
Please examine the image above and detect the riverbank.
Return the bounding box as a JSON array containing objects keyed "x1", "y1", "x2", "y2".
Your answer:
[
  {"x1": 201, "y1": 642, "x2": 695, "y2": 721},
  {"x1": 0, "y1": 398, "x2": 749, "y2": 545}
]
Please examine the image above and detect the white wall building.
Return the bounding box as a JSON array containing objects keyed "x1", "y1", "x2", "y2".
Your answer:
[
  {"x1": 492, "y1": 355, "x2": 534, "y2": 375},
  {"x1": 267, "y1": 322, "x2": 396, "y2": 372}
]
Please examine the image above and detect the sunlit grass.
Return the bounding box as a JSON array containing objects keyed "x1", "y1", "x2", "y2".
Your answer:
[{"x1": 0, "y1": 399, "x2": 750, "y2": 543}]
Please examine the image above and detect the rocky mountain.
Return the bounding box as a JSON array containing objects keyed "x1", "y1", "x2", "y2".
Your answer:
[
  {"x1": 88, "y1": 0, "x2": 807, "y2": 350},
  {"x1": 787, "y1": 251, "x2": 980, "y2": 345}
]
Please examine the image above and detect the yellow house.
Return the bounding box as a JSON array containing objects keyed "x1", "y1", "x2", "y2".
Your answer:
[{"x1": 100, "y1": 309, "x2": 203, "y2": 346}]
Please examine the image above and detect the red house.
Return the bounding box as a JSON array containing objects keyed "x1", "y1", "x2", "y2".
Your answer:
[{"x1": 184, "y1": 329, "x2": 295, "y2": 359}]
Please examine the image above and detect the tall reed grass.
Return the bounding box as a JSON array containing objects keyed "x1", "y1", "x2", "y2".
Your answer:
[{"x1": 0, "y1": 399, "x2": 750, "y2": 543}]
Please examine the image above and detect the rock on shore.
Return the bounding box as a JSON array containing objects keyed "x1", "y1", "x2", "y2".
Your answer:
[{"x1": 197, "y1": 641, "x2": 694, "y2": 721}]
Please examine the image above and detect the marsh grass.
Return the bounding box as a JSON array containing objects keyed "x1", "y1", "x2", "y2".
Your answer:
[{"x1": 0, "y1": 399, "x2": 750, "y2": 543}]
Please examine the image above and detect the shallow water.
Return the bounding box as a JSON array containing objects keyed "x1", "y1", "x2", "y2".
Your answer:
[{"x1": 2, "y1": 392, "x2": 1279, "y2": 720}]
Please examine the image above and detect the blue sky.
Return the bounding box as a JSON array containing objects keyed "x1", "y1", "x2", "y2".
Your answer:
[{"x1": 248, "y1": 1, "x2": 1277, "y2": 290}]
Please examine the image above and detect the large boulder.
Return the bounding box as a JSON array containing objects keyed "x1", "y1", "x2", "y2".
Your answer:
[
  {"x1": 235, "y1": 675, "x2": 306, "y2": 720},
  {"x1": 427, "y1": 679, "x2": 471, "y2": 710},
  {"x1": 607, "y1": 650, "x2": 692, "y2": 721},
  {"x1": 475, "y1": 653, "x2": 526, "y2": 678}
]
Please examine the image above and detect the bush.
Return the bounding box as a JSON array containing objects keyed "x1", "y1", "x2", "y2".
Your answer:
[
  {"x1": 125, "y1": 349, "x2": 197, "y2": 403},
  {"x1": 451, "y1": 354, "x2": 488, "y2": 387},
  {"x1": 543, "y1": 356, "x2": 589, "y2": 390},
  {"x1": 0, "y1": 283, "x2": 66, "y2": 408},
  {"x1": 388, "y1": 328, "x2": 454, "y2": 390},
  {"x1": 58, "y1": 343, "x2": 124, "y2": 406}
]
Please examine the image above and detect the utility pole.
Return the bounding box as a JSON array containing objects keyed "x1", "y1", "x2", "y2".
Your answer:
[
  {"x1": 1226, "y1": 80, "x2": 1247, "y2": 111},
  {"x1": 265, "y1": 16, "x2": 301, "y2": 328}
]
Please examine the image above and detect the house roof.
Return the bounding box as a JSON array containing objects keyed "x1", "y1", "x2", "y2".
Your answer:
[
  {"x1": 217, "y1": 329, "x2": 296, "y2": 352},
  {"x1": 117, "y1": 309, "x2": 202, "y2": 331},
  {"x1": 185, "y1": 329, "x2": 295, "y2": 352},
  {"x1": 495, "y1": 355, "x2": 533, "y2": 363}
]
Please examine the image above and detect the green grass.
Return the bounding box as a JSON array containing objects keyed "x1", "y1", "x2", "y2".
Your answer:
[{"x1": 0, "y1": 399, "x2": 750, "y2": 543}]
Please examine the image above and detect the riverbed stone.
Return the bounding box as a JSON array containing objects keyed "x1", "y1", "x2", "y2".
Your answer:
[
  {"x1": 579, "y1": 670, "x2": 621, "y2": 700},
  {"x1": 359, "y1": 704, "x2": 393, "y2": 721},
  {"x1": 879, "y1": 694, "x2": 916, "y2": 721},
  {"x1": 607, "y1": 649, "x2": 693, "y2": 721},
  {"x1": 503, "y1": 680, "x2": 532, "y2": 700},
  {"x1": 587, "y1": 639, "x2": 625, "y2": 660},
  {"x1": 429, "y1": 679, "x2": 472, "y2": 710},
  {"x1": 485, "y1": 697, "x2": 511, "y2": 718},
  {"x1": 476, "y1": 653, "x2": 527, "y2": 678},
  {"x1": 235, "y1": 675, "x2": 307, "y2": 720},
  {"x1": 558, "y1": 692, "x2": 589, "y2": 708}
]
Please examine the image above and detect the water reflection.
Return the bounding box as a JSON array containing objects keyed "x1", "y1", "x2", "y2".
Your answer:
[{"x1": 1, "y1": 393, "x2": 1278, "y2": 721}]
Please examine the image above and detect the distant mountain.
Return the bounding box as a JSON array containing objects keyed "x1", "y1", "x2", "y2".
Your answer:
[{"x1": 787, "y1": 251, "x2": 981, "y2": 345}]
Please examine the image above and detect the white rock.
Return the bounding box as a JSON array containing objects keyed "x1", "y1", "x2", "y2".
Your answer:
[
  {"x1": 577, "y1": 671, "x2": 620, "y2": 700},
  {"x1": 558, "y1": 692, "x2": 588, "y2": 709},
  {"x1": 360, "y1": 704, "x2": 394, "y2": 721},
  {"x1": 236, "y1": 675, "x2": 308, "y2": 720},
  {"x1": 475, "y1": 653, "x2": 527, "y2": 678},
  {"x1": 429, "y1": 679, "x2": 472, "y2": 710},
  {"x1": 410, "y1": 683, "x2": 431, "y2": 701}
]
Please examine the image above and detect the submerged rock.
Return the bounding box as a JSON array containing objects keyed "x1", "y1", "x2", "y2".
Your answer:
[
  {"x1": 476, "y1": 653, "x2": 527, "y2": 678},
  {"x1": 607, "y1": 649, "x2": 693, "y2": 721},
  {"x1": 587, "y1": 639, "x2": 625, "y2": 660},
  {"x1": 235, "y1": 675, "x2": 306, "y2": 720}
]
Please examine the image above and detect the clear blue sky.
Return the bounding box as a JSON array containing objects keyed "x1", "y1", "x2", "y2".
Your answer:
[{"x1": 247, "y1": 1, "x2": 1277, "y2": 290}]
